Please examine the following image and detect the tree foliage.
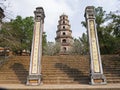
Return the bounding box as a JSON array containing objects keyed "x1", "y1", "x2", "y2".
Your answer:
[
  {"x1": 71, "y1": 38, "x2": 82, "y2": 54},
  {"x1": 71, "y1": 33, "x2": 89, "y2": 55},
  {"x1": 79, "y1": 33, "x2": 89, "y2": 54},
  {"x1": 42, "y1": 32, "x2": 47, "y2": 55},
  {"x1": 0, "y1": 16, "x2": 34, "y2": 55},
  {"x1": 0, "y1": 16, "x2": 48, "y2": 55},
  {"x1": 43, "y1": 42, "x2": 60, "y2": 55}
]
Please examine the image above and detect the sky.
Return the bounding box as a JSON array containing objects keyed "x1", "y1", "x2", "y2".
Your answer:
[{"x1": 2, "y1": 0, "x2": 120, "y2": 42}]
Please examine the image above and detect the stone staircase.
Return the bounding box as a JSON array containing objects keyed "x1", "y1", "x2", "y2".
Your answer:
[
  {"x1": 102, "y1": 55, "x2": 120, "y2": 83},
  {"x1": 42, "y1": 55, "x2": 90, "y2": 84},
  {"x1": 0, "y1": 55, "x2": 120, "y2": 85},
  {"x1": 0, "y1": 56, "x2": 29, "y2": 84}
]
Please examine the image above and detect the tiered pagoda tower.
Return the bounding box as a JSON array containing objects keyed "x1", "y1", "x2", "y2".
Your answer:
[{"x1": 55, "y1": 14, "x2": 73, "y2": 54}]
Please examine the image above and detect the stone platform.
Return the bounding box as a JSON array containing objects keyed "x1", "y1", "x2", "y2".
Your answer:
[{"x1": 0, "y1": 84, "x2": 120, "y2": 90}]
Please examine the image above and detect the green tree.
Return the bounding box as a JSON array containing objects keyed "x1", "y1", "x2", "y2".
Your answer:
[
  {"x1": 0, "y1": 16, "x2": 34, "y2": 55},
  {"x1": 71, "y1": 33, "x2": 88, "y2": 55},
  {"x1": 79, "y1": 33, "x2": 89, "y2": 55},
  {"x1": 106, "y1": 11, "x2": 120, "y2": 53},
  {"x1": 43, "y1": 42, "x2": 60, "y2": 56},
  {"x1": 0, "y1": 22, "x2": 21, "y2": 51},
  {"x1": 42, "y1": 32, "x2": 47, "y2": 55},
  {"x1": 71, "y1": 38, "x2": 82, "y2": 55},
  {"x1": 11, "y1": 16, "x2": 34, "y2": 54},
  {"x1": 95, "y1": 7, "x2": 110, "y2": 54}
]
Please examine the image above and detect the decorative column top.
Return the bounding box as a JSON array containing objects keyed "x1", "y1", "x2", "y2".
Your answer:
[
  {"x1": 85, "y1": 6, "x2": 95, "y2": 19},
  {"x1": 34, "y1": 7, "x2": 45, "y2": 22}
]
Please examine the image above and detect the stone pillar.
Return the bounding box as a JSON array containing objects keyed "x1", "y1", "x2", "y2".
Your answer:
[
  {"x1": 26, "y1": 7, "x2": 45, "y2": 85},
  {"x1": 84, "y1": 6, "x2": 106, "y2": 85}
]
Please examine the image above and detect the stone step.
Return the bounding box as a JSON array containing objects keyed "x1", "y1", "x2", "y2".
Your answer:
[
  {"x1": 105, "y1": 74, "x2": 120, "y2": 77},
  {"x1": 107, "y1": 80, "x2": 120, "y2": 83},
  {"x1": 43, "y1": 80, "x2": 89, "y2": 84},
  {"x1": 104, "y1": 68, "x2": 120, "y2": 70},
  {"x1": 42, "y1": 71, "x2": 119, "y2": 73},
  {"x1": 42, "y1": 74, "x2": 89, "y2": 77},
  {"x1": 0, "y1": 75, "x2": 28, "y2": 80},
  {"x1": 43, "y1": 75, "x2": 73, "y2": 78},
  {"x1": 0, "y1": 80, "x2": 25, "y2": 84},
  {"x1": 42, "y1": 70, "x2": 89, "y2": 73},
  {"x1": 42, "y1": 67, "x2": 89, "y2": 69},
  {"x1": 0, "y1": 72, "x2": 28, "y2": 74},
  {"x1": 106, "y1": 77, "x2": 120, "y2": 79},
  {"x1": 104, "y1": 72, "x2": 120, "y2": 74},
  {"x1": 42, "y1": 72, "x2": 89, "y2": 75}
]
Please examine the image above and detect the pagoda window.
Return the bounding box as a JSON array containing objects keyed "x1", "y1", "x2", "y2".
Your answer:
[
  {"x1": 63, "y1": 26, "x2": 65, "y2": 29},
  {"x1": 63, "y1": 32, "x2": 66, "y2": 35},
  {"x1": 62, "y1": 39, "x2": 66, "y2": 43},
  {"x1": 63, "y1": 47, "x2": 66, "y2": 52}
]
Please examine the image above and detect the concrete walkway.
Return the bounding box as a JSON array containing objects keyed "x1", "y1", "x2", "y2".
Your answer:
[{"x1": 0, "y1": 84, "x2": 120, "y2": 90}]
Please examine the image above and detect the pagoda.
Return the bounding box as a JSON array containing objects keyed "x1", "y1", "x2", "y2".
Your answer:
[{"x1": 55, "y1": 14, "x2": 73, "y2": 54}]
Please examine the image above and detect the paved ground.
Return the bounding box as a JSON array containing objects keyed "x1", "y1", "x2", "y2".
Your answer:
[{"x1": 0, "y1": 84, "x2": 120, "y2": 90}]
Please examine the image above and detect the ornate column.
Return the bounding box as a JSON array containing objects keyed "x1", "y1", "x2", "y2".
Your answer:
[
  {"x1": 26, "y1": 7, "x2": 45, "y2": 85},
  {"x1": 84, "y1": 6, "x2": 106, "y2": 85}
]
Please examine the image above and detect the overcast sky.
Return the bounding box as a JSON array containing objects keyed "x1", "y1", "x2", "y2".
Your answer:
[{"x1": 3, "y1": 0, "x2": 120, "y2": 42}]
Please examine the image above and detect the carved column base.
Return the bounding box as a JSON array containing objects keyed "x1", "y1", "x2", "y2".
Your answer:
[
  {"x1": 89, "y1": 73, "x2": 107, "y2": 85},
  {"x1": 26, "y1": 75, "x2": 41, "y2": 86}
]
